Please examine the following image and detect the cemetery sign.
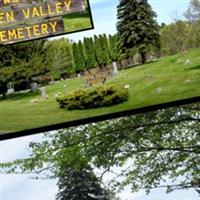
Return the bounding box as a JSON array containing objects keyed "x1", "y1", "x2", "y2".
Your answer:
[{"x1": 0, "y1": 0, "x2": 90, "y2": 45}]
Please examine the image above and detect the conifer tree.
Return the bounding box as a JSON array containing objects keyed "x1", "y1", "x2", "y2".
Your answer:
[
  {"x1": 94, "y1": 34, "x2": 111, "y2": 68},
  {"x1": 72, "y1": 43, "x2": 80, "y2": 73},
  {"x1": 94, "y1": 35, "x2": 104, "y2": 67},
  {"x1": 108, "y1": 34, "x2": 119, "y2": 62},
  {"x1": 72, "y1": 40, "x2": 86, "y2": 73},
  {"x1": 108, "y1": 34, "x2": 120, "y2": 74},
  {"x1": 56, "y1": 167, "x2": 112, "y2": 200},
  {"x1": 117, "y1": 0, "x2": 160, "y2": 64},
  {"x1": 84, "y1": 37, "x2": 98, "y2": 69},
  {"x1": 101, "y1": 34, "x2": 111, "y2": 65}
]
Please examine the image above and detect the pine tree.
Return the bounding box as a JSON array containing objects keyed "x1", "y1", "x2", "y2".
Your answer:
[
  {"x1": 84, "y1": 37, "x2": 98, "y2": 69},
  {"x1": 56, "y1": 167, "x2": 112, "y2": 200},
  {"x1": 117, "y1": 0, "x2": 160, "y2": 64}
]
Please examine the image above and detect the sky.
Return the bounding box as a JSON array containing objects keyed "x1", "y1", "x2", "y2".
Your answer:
[{"x1": 0, "y1": 0, "x2": 199, "y2": 200}]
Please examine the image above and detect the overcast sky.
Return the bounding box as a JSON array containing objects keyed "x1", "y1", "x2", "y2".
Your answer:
[{"x1": 1, "y1": 1, "x2": 199, "y2": 200}]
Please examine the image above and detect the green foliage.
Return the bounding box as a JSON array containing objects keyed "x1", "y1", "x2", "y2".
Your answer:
[
  {"x1": 101, "y1": 34, "x2": 111, "y2": 65},
  {"x1": 160, "y1": 19, "x2": 200, "y2": 55},
  {"x1": 57, "y1": 166, "x2": 112, "y2": 200},
  {"x1": 108, "y1": 34, "x2": 119, "y2": 62},
  {"x1": 72, "y1": 40, "x2": 86, "y2": 73},
  {"x1": 94, "y1": 35, "x2": 105, "y2": 67},
  {"x1": 78, "y1": 40, "x2": 87, "y2": 72},
  {"x1": 1, "y1": 103, "x2": 199, "y2": 196},
  {"x1": 45, "y1": 38, "x2": 74, "y2": 78},
  {"x1": 94, "y1": 34, "x2": 111, "y2": 66},
  {"x1": 84, "y1": 37, "x2": 98, "y2": 69},
  {"x1": 160, "y1": 20, "x2": 191, "y2": 55},
  {"x1": 1, "y1": 47, "x2": 200, "y2": 132},
  {"x1": 56, "y1": 85, "x2": 129, "y2": 110},
  {"x1": 117, "y1": 0, "x2": 160, "y2": 63},
  {"x1": 0, "y1": 40, "x2": 47, "y2": 95}
]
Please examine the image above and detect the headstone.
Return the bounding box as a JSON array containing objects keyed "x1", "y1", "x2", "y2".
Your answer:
[
  {"x1": 30, "y1": 82, "x2": 38, "y2": 92},
  {"x1": 7, "y1": 82, "x2": 14, "y2": 94},
  {"x1": 112, "y1": 62, "x2": 118, "y2": 76},
  {"x1": 41, "y1": 87, "x2": 47, "y2": 99}
]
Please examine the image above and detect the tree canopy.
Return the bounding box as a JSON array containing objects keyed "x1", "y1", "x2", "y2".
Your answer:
[
  {"x1": 1, "y1": 103, "x2": 200, "y2": 195},
  {"x1": 117, "y1": 0, "x2": 160, "y2": 63}
]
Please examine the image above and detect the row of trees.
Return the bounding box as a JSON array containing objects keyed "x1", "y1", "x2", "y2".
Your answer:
[
  {"x1": 0, "y1": 34, "x2": 119, "y2": 98},
  {"x1": 161, "y1": 21, "x2": 200, "y2": 55},
  {"x1": 72, "y1": 34, "x2": 118, "y2": 73}
]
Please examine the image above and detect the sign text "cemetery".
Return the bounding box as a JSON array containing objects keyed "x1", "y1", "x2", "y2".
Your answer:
[{"x1": 0, "y1": 0, "x2": 85, "y2": 45}]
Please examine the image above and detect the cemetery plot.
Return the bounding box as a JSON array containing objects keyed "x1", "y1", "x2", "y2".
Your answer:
[{"x1": 1, "y1": 47, "x2": 200, "y2": 135}]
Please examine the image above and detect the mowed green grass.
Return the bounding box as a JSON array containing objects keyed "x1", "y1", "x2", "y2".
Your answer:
[
  {"x1": 63, "y1": 12, "x2": 92, "y2": 32},
  {"x1": 1, "y1": 48, "x2": 200, "y2": 133}
]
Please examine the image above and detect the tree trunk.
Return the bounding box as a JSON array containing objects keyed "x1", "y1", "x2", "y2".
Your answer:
[
  {"x1": 2, "y1": 91, "x2": 7, "y2": 99},
  {"x1": 141, "y1": 52, "x2": 147, "y2": 64}
]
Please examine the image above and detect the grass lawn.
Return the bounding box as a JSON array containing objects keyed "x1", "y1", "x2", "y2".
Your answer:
[
  {"x1": 63, "y1": 12, "x2": 93, "y2": 32},
  {"x1": 1, "y1": 48, "x2": 200, "y2": 134}
]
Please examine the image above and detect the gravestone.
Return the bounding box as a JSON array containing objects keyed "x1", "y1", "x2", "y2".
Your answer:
[
  {"x1": 112, "y1": 61, "x2": 118, "y2": 76},
  {"x1": 41, "y1": 86, "x2": 47, "y2": 99},
  {"x1": 30, "y1": 82, "x2": 38, "y2": 92}
]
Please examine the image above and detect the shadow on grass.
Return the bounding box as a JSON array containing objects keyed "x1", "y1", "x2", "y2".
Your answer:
[
  {"x1": 0, "y1": 90, "x2": 40, "y2": 101},
  {"x1": 186, "y1": 64, "x2": 200, "y2": 71},
  {"x1": 122, "y1": 60, "x2": 158, "y2": 70}
]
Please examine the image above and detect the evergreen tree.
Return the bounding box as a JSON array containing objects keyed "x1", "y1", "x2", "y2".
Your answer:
[
  {"x1": 94, "y1": 35, "x2": 104, "y2": 67},
  {"x1": 84, "y1": 37, "x2": 98, "y2": 69},
  {"x1": 56, "y1": 167, "x2": 112, "y2": 200},
  {"x1": 101, "y1": 34, "x2": 111, "y2": 65},
  {"x1": 77, "y1": 40, "x2": 87, "y2": 72},
  {"x1": 108, "y1": 34, "x2": 119, "y2": 62},
  {"x1": 117, "y1": 0, "x2": 160, "y2": 64},
  {"x1": 94, "y1": 34, "x2": 111, "y2": 67},
  {"x1": 72, "y1": 43, "x2": 80, "y2": 73},
  {"x1": 72, "y1": 41, "x2": 86, "y2": 73},
  {"x1": 108, "y1": 34, "x2": 120, "y2": 74}
]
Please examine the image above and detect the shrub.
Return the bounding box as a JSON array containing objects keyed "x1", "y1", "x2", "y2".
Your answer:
[{"x1": 56, "y1": 85, "x2": 129, "y2": 110}]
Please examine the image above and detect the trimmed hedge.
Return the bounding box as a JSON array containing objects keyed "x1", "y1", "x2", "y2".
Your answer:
[{"x1": 56, "y1": 85, "x2": 129, "y2": 110}]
